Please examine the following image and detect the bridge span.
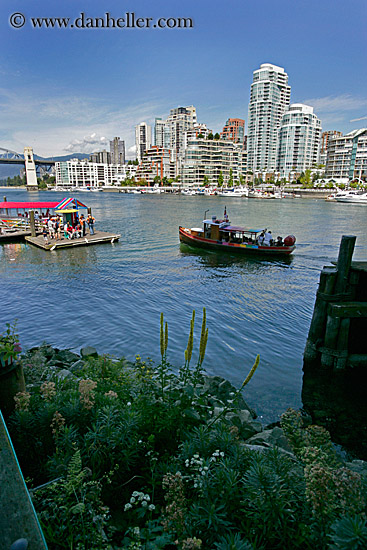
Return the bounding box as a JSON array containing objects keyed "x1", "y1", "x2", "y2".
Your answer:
[{"x1": 0, "y1": 147, "x2": 55, "y2": 189}]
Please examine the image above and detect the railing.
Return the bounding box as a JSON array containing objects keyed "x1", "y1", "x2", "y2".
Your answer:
[{"x1": 0, "y1": 218, "x2": 43, "y2": 234}]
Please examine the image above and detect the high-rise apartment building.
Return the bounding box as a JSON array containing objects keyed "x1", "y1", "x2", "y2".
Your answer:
[
  {"x1": 277, "y1": 104, "x2": 322, "y2": 177},
  {"x1": 247, "y1": 63, "x2": 291, "y2": 172},
  {"x1": 154, "y1": 118, "x2": 170, "y2": 149},
  {"x1": 110, "y1": 137, "x2": 125, "y2": 165},
  {"x1": 319, "y1": 131, "x2": 343, "y2": 165},
  {"x1": 181, "y1": 136, "x2": 247, "y2": 186},
  {"x1": 220, "y1": 118, "x2": 245, "y2": 145},
  {"x1": 135, "y1": 122, "x2": 152, "y2": 163},
  {"x1": 325, "y1": 129, "x2": 367, "y2": 182},
  {"x1": 135, "y1": 146, "x2": 175, "y2": 185}
]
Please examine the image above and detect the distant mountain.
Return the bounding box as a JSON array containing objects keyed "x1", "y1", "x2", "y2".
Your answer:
[{"x1": 0, "y1": 152, "x2": 89, "y2": 181}]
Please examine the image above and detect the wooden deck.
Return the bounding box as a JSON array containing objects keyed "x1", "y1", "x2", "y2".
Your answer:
[
  {"x1": 25, "y1": 230, "x2": 120, "y2": 250},
  {"x1": 0, "y1": 230, "x2": 34, "y2": 243}
]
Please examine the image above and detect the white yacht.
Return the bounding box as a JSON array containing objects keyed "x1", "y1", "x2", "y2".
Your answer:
[{"x1": 335, "y1": 191, "x2": 367, "y2": 204}]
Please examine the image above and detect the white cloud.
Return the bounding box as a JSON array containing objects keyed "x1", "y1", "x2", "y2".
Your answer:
[
  {"x1": 350, "y1": 115, "x2": 367, "y2": 123},
  {"x1": 128, "y1": 145, "x2": 137, "y2": 154},
  {"x1": 301, "y1": 94, "x2": 367, "y2": 114},
  {"x1": 64, "y1": 133, "x2": 109, "y2": 154},
  {"x1": 0, "y1": 87, "x2": 166, "y2": 157}
]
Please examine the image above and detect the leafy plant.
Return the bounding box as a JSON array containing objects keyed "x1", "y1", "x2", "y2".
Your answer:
[{"x1": 0, "y1": 320, "x2": 21, "y2": 363}]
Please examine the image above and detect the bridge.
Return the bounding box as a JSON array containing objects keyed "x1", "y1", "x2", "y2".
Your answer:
[{"x1": 0, "y1": 147, "x2": 55, "y2": 189}]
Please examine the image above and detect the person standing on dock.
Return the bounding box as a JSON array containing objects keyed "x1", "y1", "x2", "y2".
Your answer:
[
  {"x1": 80, "y1": 214, "x2": 86, "y2": 236},
  {"x1": 87, "y1": 214, "x2": 95, "y2": 235}
]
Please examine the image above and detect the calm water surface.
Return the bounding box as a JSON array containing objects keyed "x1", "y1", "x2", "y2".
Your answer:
[{"x1": 1, "y1": 189, "x2": 366, "y2": 422}]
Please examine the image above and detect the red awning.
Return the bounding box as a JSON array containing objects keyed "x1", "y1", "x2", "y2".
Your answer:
[{"x1": 0, "y1": 202, "x2": 59, "y2": 209}]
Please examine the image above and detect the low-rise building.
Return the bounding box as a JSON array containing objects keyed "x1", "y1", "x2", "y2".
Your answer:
[{"x1": 55, "y1": 159, "x2": 122, "y2": 188}]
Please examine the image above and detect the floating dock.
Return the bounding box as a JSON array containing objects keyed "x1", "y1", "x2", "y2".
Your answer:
[{"x1": 25, "y1": 230, "x2": 120, "y2": 250}]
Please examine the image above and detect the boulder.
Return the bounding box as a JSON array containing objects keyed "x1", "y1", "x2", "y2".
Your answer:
[
  {"x1": 240, "y1": 442, "x2": 297, "y2": 461},
  {"x1": 246, "y1": 427, "x2": 293, "y2": 453},
  {"x1": 70, "y1": 360, "x2": 86, "y2": 374},
  {"x1": 47, "y1": 367, "x2": 74, "y2": 381},
  {"x1": 80, "y1": 346, "x2": 98, "y2": 359},
  {"x1": 54, "y1": 350, "x2": 80, "y2": 364},
  {"x1": 212, "y1": 407, "x2": 262, "y2": 439},
  {"x1": 52, "y1": 369, "x2": 74, "y2": 382},
  {"x1": 202, "y1": 375, "x2": 256, "y2": 417}
]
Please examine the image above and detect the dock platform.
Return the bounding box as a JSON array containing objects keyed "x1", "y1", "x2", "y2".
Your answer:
[{"x1": 25, "y1": 230, "x2": 120, "y2": 250}]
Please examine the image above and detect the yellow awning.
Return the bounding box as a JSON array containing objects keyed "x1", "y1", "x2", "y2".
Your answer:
[{"x1": 55, "y1": 209, "x2": 78, "y2": 214}]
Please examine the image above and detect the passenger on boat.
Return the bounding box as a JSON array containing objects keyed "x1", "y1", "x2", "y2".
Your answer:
[
  {"x1": 264, "y1": 230, "x2": 273, "y2": 246},
  {"x1": 64, "y1": 222, "x2": 69, "y2": 239},
  {"x1": 258, "y1": 231, "x2": 265, "y2": 245},
  {"x1": 275, "y1": 236, "x2": 283, "y2": 246}
]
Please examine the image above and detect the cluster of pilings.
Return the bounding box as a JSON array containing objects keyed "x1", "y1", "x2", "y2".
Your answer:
[{"x1": 304, "y1": 235, "x2": 367, "y2": 370}]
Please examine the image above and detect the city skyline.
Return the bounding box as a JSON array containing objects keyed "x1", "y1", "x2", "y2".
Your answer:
[{"x1": 1, "y1": 0, "x2": 366, "y2": 158}]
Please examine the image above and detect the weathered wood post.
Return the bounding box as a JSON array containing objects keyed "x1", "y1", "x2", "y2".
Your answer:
[
  {"x1": 304, "y1": 236, "x2": 357, "y2": 367},
  {"x1": 304, "y1": 266, "x2": 337, "y2": 363},
  {"x1": 29, "y1": 210, "x2": 36, "y2": 237},
  {"x1": 320, "y1": 236, "x2": 356, "y2": 368},
  {"x1": 334, "y1": 235, "x2": 356, "y2": 295}
]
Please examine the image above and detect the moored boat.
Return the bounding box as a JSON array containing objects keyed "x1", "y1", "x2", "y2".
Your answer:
[{"x1": 179, "y1": 210, "x2": 296, "y2": 256}]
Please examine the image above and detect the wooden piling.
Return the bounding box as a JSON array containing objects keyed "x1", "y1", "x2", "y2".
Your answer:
[
  {"x1": 304, "y1": 266, "x2": 336, "y2": 363},
  {"x1": 334, "y1": 235, "x2": 356, "y2": 295},
  {"x1": 29, "y1": 210, "x2": 36, "y2": 237},
  {"x1": 304, "y1": 235, "x2": 363, "y2": 369}
]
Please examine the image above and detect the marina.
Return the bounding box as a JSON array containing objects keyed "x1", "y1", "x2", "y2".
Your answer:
[
  {"x1": 0, "y1": 197, "x2": 120, "y2": 250},
  {"x1": 1, "y1": 189, "x2": 366, "y2": 425}
]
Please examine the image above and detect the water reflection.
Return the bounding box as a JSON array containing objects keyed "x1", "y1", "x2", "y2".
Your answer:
[{"x1": 179, "y1": 243, "x2": 293, "y2": 270}]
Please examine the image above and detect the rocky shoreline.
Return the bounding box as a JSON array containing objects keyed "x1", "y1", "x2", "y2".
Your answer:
[{"x1": 19, "y1": 343, "x2": 367, "y2": 472}]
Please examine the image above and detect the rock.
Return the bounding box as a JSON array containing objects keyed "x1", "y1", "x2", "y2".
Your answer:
[
  {"x1": 55, "y1": 350, "x2": 81, "y2": 364},
  {"x1": 39, "y1": 345, "x2": 56, "y2": 361},
  {"x1": 70, "y1": 360, "x2": 86, "y2": 374},
  {"x1": 48, "y1": 368, "x2": 74, "y2": 381},
  {"x1": 202, "y1": 375, "x2": 256, "y2": 417},
  {"x1": 240, "y1": 442, "x2": 297, "y2": 461},
  {"x1": 246, "y1": 427, "x2": 293, "y2": 453},
  {"x1": 80, "y1": 346, "x2": 98, "y2": 359},
  {"x1": 10, "y1": 539, "x2": 28, "y2": 550}
]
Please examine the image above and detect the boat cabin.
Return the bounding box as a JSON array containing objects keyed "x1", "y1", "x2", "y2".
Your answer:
[{"x1": 202, "y1": 216, "x2": 265, "y2": 245}]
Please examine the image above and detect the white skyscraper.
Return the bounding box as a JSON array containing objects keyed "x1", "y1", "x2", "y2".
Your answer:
[
  {"x1": 247, "y1": 63, "x2": 291, "y2": 172},
  {"x1": 135, "y1": 122, "x2": 152, "y2": 162},
  {"x1": 277, "y1": 104, "x2": 322, "y2": 177}
]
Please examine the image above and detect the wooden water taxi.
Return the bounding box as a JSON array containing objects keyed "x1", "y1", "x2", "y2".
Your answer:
[{"x1": 179, "y1": 211, "x2": 296, "y2": 256}]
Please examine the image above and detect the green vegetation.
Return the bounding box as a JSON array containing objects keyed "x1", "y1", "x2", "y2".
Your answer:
[
  {"x1": 1, "y1": 174, "x2": 27, "y2": 187},
  {"x1": 5, "y1": 312, "x2": 367, "y2": 549}
]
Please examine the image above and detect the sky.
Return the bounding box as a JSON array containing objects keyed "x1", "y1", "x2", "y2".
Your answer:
[{"x1": 0, "y1": 0, "x2": 366, "y2": 159}]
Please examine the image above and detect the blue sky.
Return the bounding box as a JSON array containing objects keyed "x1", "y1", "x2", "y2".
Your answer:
[{"x1": 0, "y1": 0, "x2": 366, "y2": 158}]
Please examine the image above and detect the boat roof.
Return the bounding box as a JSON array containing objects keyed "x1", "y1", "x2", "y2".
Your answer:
[
  {"x1": 0, "y1": 198, "x2": 88, "y2": 210},
  {"x1": 222, "y1": 226, "x2": 265, "y2": 234},
  {"x1": 0, "y1": 201, "x2": 59, "y2": 209},
  {"x1": 203, "y1": 219, "x2": 264, "y2": 234}
]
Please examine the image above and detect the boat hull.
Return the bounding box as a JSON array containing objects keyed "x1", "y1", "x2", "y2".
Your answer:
[{"x1": 179, "y1": 227, "x2": 296, "y2": 256}]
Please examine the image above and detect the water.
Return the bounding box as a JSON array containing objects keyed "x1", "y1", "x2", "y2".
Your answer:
[{"x1": 1, "y1": 189, "x2": 366, "y2": 423}]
